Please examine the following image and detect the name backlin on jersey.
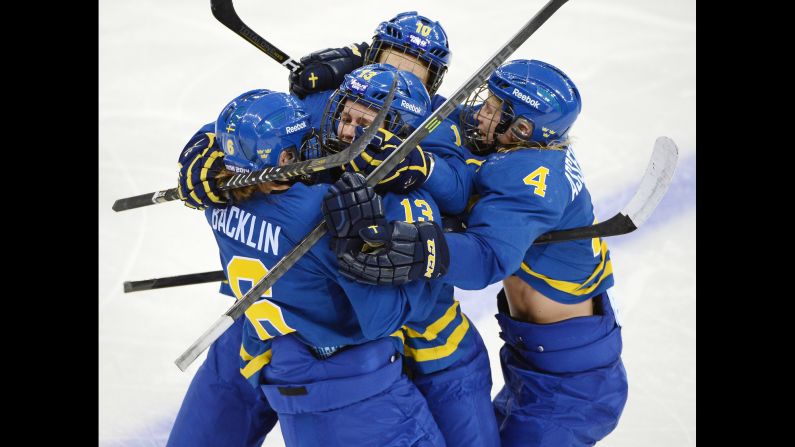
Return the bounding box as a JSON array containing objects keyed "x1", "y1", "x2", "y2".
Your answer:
[
  {"x1": 211, "y1": 206, "x2": 282, "y2": 255},
  {"x1": 564, "y1": 148, "x2": 585, "y2": 201}
]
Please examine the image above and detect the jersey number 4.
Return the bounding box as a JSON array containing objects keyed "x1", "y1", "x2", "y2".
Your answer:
[
  {"x1": 226, "y1": 256, "x2": 295, "y2": 341},
  {"x1": 523, "y1": 166, "x2": 549, "y2": 197}
]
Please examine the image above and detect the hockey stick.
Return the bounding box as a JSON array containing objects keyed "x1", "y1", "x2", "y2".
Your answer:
[
  {"x1": 111, "y1": 80, "x2": 398, "y2": 212},
  {"x1": 124, "y1": 270, "x2": 227, "y2": 293},
  {"x1": 174, "y1": 0, "x2": 571, "y2": 372},
  {"x1": 211, "y1": 0, "x2": 302, "y2": 72},
  {"x1": 125, "y1": 135, "x2": 677, "y2": 293},
  {"x1": 535, "y1": 136, "x2": 679, "y2": 243}
]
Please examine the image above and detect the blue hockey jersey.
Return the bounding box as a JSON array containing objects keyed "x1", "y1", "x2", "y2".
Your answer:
[
  {"x1": 444, "y1": 145, "x2": 614, "y2": 304},
  {"x1": 203, "y1": 183, "x2": 441, "y2": 387},
  {"x1": 379, "y1": 193, "x2": 476, "y2": 375}
]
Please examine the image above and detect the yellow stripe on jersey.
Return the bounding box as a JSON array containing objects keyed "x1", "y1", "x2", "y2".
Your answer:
[
  {"x1": 240, "y1": 348, "x2": 272, "y2": 379},
  {"x1": 404, "y1": 315, "x2": 470, "y2": 362},
  {"x1": 466, "y1": 158, "x2": 484, "y2": 167},
  {"x1": 404, "y1": 301, "x2": 460, "y2": 341},
  {"x1": 520, "y1": 240, "x2": 613, "y2": 296},
  {"x1": 390, "y1": 329, "x2": 406, "y2": 344}
]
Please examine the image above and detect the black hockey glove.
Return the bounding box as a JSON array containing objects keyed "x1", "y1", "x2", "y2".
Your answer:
[
  {"x1": 289, "y1": 42, "x2": 369, "y2": 99},
  {"x1": 338, "y1": 220, "x2": 450, "y2": 286},
  {"x1": 344, "y1": 128, "x2": 433, "y2": 195},
  {"x1": 177, "y1": 131, "x2": 228, "y2": 210},
  {"x1": 321, "y1": 172, "x2": 386, "y2": 257}
]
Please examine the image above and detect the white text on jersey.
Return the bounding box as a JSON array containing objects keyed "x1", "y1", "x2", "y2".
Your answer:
[
  {"x1": 211, "y1": 206, "x2": 282, "y2": 255},
  {"x1": 564, "y1": 148, "x2": 585, "y2": 201}
]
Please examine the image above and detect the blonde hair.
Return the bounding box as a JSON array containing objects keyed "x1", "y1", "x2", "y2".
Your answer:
[
  {"x1": 497, "y1": 136, "x2": 572, "y2": 153},
  {"x1": 216, "y1": 169, "x2": 290, "y2": 202}
]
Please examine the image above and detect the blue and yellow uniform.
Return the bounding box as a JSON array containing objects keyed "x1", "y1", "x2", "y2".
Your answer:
[
  {"x1": 439, "y1": 145, "x2": 627, "y2": 447},
  {"x1": 445, "y1": 146, "x2": 614, "y2": 298},
  {"x1": 302, "y1": 85, "x2": 500, "y2": 445},
  {"x1": 384, "y1": 192, "x2": 500, "y2": 447},
  {"x1": 214, "y1": 182, "x2": 446, "y2": 447},
  {"x1": 167, "y1": 124, "x2": 277, "y2": 447},
  {"x1": 167, "y1": 123, "x2": 446, "y2": 447}
]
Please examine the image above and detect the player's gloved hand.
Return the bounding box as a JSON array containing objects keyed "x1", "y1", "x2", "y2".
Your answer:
[
  {"x1": 344, "y1": 128, "x2": 433, "y2": 194},
  {"x1": 338, "y1": 220, "x2": 449, "y2": 286},
  {"x1": 321, "y1": 172, "x2": 386, "y2": 257},
  {"x1": 289, "y1": 42, "x2": 369, "y2": 99},
  {"x1": 177, "y1": 131, "x2": 228, "y2": 210}
]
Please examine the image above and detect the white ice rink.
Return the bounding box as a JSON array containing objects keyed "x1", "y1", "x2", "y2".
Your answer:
[{"x1": 99, "y1": 0, "x2": 696, "y2": 445}]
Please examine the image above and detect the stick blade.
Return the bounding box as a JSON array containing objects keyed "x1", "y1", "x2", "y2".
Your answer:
[
  {"x1": 175, "y1": 315, "x2": 235, "y2": 371},
  {"x1": 623, "y1": 136, "x2": 679, "y2": 228}
]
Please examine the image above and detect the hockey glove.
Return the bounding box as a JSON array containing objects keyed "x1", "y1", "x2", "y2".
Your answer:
[
  {"x1": 289, "y1": 42, "x2": 369, "y2": 99},
  {"x1": 338, "y1": 220, "x2": 449, "y2": 286},
  {"x1": 344, "y1": 128, "x2": 433, "y2": 195},
  {"x1": 177, "y1": 131, "x2": 228, "y2": 210},
  {"x1": 321, "y1": 172, "x2": 386, "y2": 257}
]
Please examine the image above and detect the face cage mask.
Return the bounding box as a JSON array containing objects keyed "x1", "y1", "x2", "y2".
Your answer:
[
  {"x1": 298, "y1": 128, "x2": 323, "y2": 161},
  {"x1": 365, "y1": 41, "x2": 446, "y2": 97},
  {"x1": 461, "y1": 84, "x2": 518, "y2": 154},
  {"x1": 319, "y1": 90, "x2": 405, "y2": 154}
]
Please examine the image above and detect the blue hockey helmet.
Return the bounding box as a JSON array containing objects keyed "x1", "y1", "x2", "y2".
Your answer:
[
  {"x1": 320, "y1": 63, "x2": 431, "y2": 153},
  {"x1": 365, "y1": 11, "x2": 450, "y2": 96},
  {"x1": 461, "y1": 59, "x2": 582, "y2": 153},
  {"x1": 215, "y1": 89, "x2": 319, "y2": 173}
]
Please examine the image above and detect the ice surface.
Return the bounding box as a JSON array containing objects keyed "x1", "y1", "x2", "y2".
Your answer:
[{"x1": 99, "y1": 0, "x2": 695, "y2": 445}]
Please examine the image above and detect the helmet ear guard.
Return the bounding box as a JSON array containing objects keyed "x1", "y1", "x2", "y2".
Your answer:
[{"x1": 508, "y1": 117, "x2": 534, "y2": 142}]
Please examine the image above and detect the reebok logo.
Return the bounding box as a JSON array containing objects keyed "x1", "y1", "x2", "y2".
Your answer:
[
  {"x1": 285, "y1": 121, "x2": 307, "y2": 134},
  {"x1": 401, "y1": 99, "x2": 423, "y2": 115},
  {"x1": 512, "y1": 88, "x2": 540, "y2": 109}
]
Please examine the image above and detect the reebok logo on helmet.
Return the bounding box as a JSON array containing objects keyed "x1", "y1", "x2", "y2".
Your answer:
[
  {"x1": 401, "y1": 99, "x2": 423, "y2": 115},
  {"x1": 512, "y1": 88, "x2": 541, "y2": 109},
  {"x1": 285, "y1": 121, "x2": 307, "y2": 135}
]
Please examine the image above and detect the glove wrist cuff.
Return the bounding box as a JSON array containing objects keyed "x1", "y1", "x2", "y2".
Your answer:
[{"x1": 415, "y1": 221, "x2": 449, "y2": 279}]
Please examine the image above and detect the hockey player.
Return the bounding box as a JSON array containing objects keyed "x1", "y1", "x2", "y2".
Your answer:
[
  {"x1": 290, "y1": 11, "x2": 450, "y2": 106},
  {"x1": 174, "y1": 64, "x2": 499, "y2": 447},
  {"x1": 289, "y1": 11, "x2": 475, "y2": 216},
  {"x1": 324, "y1": 59, "x2": 629, "y2": 446},
  {"x1": 177, "y1": 88, "x2": 447, "y2": 447},
  {"x1": 320, "y1": 64, "x2": 499, "y2": 446}
]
